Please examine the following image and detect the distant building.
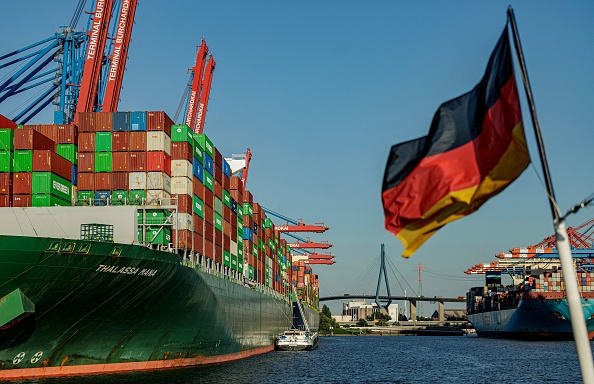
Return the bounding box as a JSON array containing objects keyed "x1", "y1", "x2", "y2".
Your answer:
[{"x1": 341, "y1": 300, "x2": 398, "y2": 322}]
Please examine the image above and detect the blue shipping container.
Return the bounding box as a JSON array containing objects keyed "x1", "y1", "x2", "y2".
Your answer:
[
  {"x1": 192, "y1": 158, "x2": 204, "y2": 182},
  {"x1": 94, "y1": 191, "x2": 111, "y2": 206},
  {"x1": 203, "y1": 153, "x2": 214, "y2": 174},
  {"x1": 230, "y1": 198, "x2": 237, "y2": 214},
  {"x1": 129, "y1": 111, "x2": 147, "y2": 131},
  {"x1": 223, "y1": 159, "x2": 231, "y2": 178},
  {"x1": 72, "y1": 164, "x2": 78, "y2": 186},
  {"x1": 113, "y1": 112, "x2": 130, "y2": 131}
]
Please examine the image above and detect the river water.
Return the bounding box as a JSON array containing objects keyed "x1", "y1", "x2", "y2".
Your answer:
[{"x1": 10, "y1": 335, "x2": 589, "y2": 384}]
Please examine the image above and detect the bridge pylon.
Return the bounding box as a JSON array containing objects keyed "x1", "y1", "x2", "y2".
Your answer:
[{"x1": 375, "y1": 244, "x2": 392, "y2": 311}]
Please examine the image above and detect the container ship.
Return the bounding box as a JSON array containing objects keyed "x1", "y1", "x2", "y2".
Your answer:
[
  {"x1": 0, "y1": 113, "x2": 320, "y2": 379},
  {"x1": 465, "y1": 231, "x2": 594, "y2": 340}
]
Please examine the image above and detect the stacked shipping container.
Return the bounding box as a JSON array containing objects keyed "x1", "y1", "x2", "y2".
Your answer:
[{"x1": 0, "y1": 113, "x2": 309, "y2": 302}]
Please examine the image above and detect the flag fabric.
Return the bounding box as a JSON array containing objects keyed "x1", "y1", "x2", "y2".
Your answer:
[{"x1": 381, "y1": 27, "x2": 530, "y2": 258}]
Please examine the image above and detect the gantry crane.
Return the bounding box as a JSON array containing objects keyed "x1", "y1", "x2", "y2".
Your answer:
[
  {"x1": 285, "y1": 233, "x2": 332, "y2": 249},
  {"x1": 262, "y1": 208, "x2": 329, "y2": 233},
  {"x1": 194, "y1": 54, "x2": 215, "y2": 134},
  {"x1": 183, "y1": 40, "x2": 209, "y2": 129}
]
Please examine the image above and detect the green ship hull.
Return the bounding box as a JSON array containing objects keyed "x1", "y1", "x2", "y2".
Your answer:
[{"x1": 0, "y1": 234, "x2": 295, "y2": 379}]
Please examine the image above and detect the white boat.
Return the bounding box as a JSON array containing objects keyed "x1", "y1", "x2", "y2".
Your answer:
[{"x1": 275, "y1": 329, "x2": 318, "y2": 351}]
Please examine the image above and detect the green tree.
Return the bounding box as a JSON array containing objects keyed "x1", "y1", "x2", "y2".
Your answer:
[
  {"x1": 356, "y1": 318, "x2": 368, "y2": 327},
  {"x1": 319, "y1": 304, "x2": 338, "y2": 332}
]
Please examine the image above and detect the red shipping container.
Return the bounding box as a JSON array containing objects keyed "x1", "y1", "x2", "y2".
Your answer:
[
  {"x1": 172, "y1": 229, "x2": 192, "y2": 249},
  {"x1": 56, "y1": 124, "x2": 78, "y2": 144},
  {"x1": 95, "y1": 173, "x2": 113, "y2": 190},
  {"x1": 192, "y1": 232, "x2": 204, "y2": 253},
  {"x1": 174, "y1": 194, "x2": 193, "y2": 213},
  {"x1": 12, "y1": 173, "x2": 31, "y2": 194},
  {"x1": 130, "y1": 131, "x2": 146, "y2": 151},
  {"x1": 215, "y1": 230, "x2": 222, "y2": 246},
  {"x1": 146, "y1": 151, "x2": 171, "y2": 175},
  {"x1": 112, "y1": 131, "x2": 130, "y2": 151},
  {"x1": 112, "y1": 152, "x2": 129, "y2": 172},
  {"x1": 32, "y1": 150, "x2": 72, "y2": 181},
  {"x1": 147, "y1": 111, "x2": 173, "y2": 136},
  {"x1": 0, "y1": 173, "x2": 10, "y2": 194},
  {"x1": 78, "y1": 132, "x2": 96, "y2": 152},
  {"x1": 214, "y1": 147, "x2": 223, "y2": 167},
  {"x1": 14, "y1": 129, "x2": 54, "y2": 151},
  {"x1": 112, "y1": 172, "x2": 129, "y2": 190},
  {"x1": 214, "y1": 245, "x2": 222, "y2": 265},
  {"x1": 204, "y1": 239, "x2": 213, "y2": 259},
  {"x1": 223, "y1": 234, "x2": 230, "y2": 251},
  {"x1": 129, "y1": 152, "x2": 146, "y2": 171},
  {"x1": 204, "y1": 205, "x2": 214, "y2": 225},
  {"x1": 223, "y1": 206, "x2": 230, "y2": 223},
  {"x1": 78, "y1": 172, "x2": 95, "y2": 191},
  {"x1": 204, "y1": 188, "x2": 214, "y2": 208},
  {"x1": 0, "y1": 195, "x2": 10, "y2": 207},
  {"x1": 214, "y1": 165, "x2": 223, "y2": 184},
  {"x1": 94, "y1": 112, "x2": 113, "y2": 132},
  {"x1": 193, "y1": 181, "x2": 205, "y2": 200},
  {"x1": 12, "y1": 194, "x2": 31, "y2": 207},
  {"x1": 223, "y1": 176, "x2": 230, "y2": 192},
  {"x1": 0, "y1": 114, "x2": 17, "y2": 130},
  {"x1": 78, "y1": 152, "x2": 94, "y2": 172},
  {"x1": 78, "y1": 112, "x2": 95, "y2": 132},
  {"x1": 193, "y1": 215, "x2": 204, "y2": 234},
  {"x1": 231, "y1": 228, "x2": 237, "y2": 242},
  {"x1": 28, "y1": 124, "x2": 57, "y2": 143},
  {"x1": 230, "y1": 176, "x2": 244, "y2": 193},
  {"x1": 214, "y1": 182, "x2": 222, "y2": 199},
  {"x1": 205, "y1": 221, "x2": 214, "y2": 242},
  {"x1": 171, "y1": 141, "x2": 193, "y2": 162}
]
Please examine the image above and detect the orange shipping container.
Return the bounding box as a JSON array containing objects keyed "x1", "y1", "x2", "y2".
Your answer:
[
  {"x1": 112, "y1": 152, "x2": 129, "y2": 172},
  {"x1": 129, "y1": 152, "x2": 146, "y2": 171},
  {"x1": 130, "y1": 131, "x2": 147, "y2": 151},
  {"x1": 112, "y1": 131, "x2": 130, "y2": 151}
]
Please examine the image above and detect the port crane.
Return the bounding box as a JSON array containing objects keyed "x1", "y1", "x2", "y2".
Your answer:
[
  {"x1": 285, "y1": 233, "x2": 332, "y2": 249},
  {"x1": 262, "y1": 207, "x2": 329, "y2": 233},
  {"x1": 0, "y1": 0, "x2": 137, "y2": 123},
  {"x1": 225, "y1": 148, "x2": 252, "y2": 186},
  {"x1": 182, "y1": 40, "x2": 209, "y2": 131}
]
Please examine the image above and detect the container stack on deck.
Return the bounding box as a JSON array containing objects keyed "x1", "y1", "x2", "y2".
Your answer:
[
  {"x1": 0, "y1": 112, "x2": 303, "y2": 299},
  {"x1": 292, "y1": 260, "x2": 320, "y2": 308}
]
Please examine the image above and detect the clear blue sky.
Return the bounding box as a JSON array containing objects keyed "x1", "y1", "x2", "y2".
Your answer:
[{"x1": 2, "y1": 1, "x2": 594, "y2": 315}]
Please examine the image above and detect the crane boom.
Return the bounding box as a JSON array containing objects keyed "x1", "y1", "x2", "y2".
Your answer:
[
  {"x1": 75, "y1": 0, "x2": 114, "y2": 122},
  {"x1": 241, "y1": 148, "x2": 252, "y2": 186},
  {"x1": 262, "y1": 207, "x2": 329, "y2": 233},
  {"x1": 194, "y1": 54, "x2": 215, "y2": 134},
  {"x1": 102, "y1": 0, "x2": 137, "y2": 112},
  {"x1": 184, "y1": 40, "x2": 208, "y2": 128}
]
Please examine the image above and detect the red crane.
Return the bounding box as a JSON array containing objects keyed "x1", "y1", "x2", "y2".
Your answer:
[
  {"x1": 304, "y1": 260, "x2": 335, "y2": 265},
  {"x1": 75, "y1": 0, "x2": 114, "y2": 122},
  {"x1": 194, "y1": 54, "x2": 215, "y2": 134},
  {"x1": 102, "y1": 0, "x2": 138, "y2": 112},
  {"x1": 287, "y1": 240, "x2": 332, "y2": 249},
  {"x1": 241, "y1": 148, "x2": 252, "y2": 186},
  {"x1": 184, "y1": 40, "x2": 209, "y2": 129}
]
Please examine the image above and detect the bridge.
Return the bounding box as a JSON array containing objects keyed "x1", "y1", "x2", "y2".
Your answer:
[
  {"x1": 319, "y1": 244, "x2": 467, "y2": 322},
  {"x1": 319, "y1": 295, "x2": 465, "y2": 322}
]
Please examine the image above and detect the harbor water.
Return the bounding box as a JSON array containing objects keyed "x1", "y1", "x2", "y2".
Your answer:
[{"x1": 7, "y1": 335, "x2": 589, "y2": 384}]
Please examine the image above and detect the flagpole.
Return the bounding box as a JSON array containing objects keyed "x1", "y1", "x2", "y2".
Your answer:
[{"x1": 507, "y1": 6, "x2": 594, "y2": 383}]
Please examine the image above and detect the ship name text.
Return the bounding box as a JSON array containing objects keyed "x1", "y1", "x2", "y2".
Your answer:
[{"x1": 95, "y1": 264, "x2": 158, "y2": 277}]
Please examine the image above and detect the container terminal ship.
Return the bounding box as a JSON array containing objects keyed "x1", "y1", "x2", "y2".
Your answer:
[
  {"x1": 0, "y1": 1, "x2": 322, "y2": 379},
  {"x1": 465, "y1": 220, "x2": 594, "y2": 340}
]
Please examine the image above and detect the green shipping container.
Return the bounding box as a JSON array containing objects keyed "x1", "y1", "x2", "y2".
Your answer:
[
  {"x1": 146, "y1": 210, "x2": 168, "y2": 225},
  {"x1": 193, "y1": 195, "x2": 204, "y2": 217},
  {"x1": 243, "y1": 203, "x2": 253, "y2": 217},
  {"x1": 204, "y1": 170, "x2": 214, "y2": 192},
  {"x1": 248, "y1": 265, "x2": 254, "y2": 278},
  {"x1": 32, "y1": 194, "x2": 71, "y2": 207},
  {"x1": 129, "y1": 190, "x2": 146, "y2": 204},
  {"x1": 95, "y1": 132, "x2": 113, "y2": 152},
  {"x1": 0, "y1": 129, "x2": 14, "y2": 151},
  {"x1": 238, "y1": 259, "x2": 243, "y2": 273},
  {"x1": 13, "y1": 150, "x2": 32, "y2": 172},
  {"x1": 193, "y1": 134, "x2": 214, "y2": 158},
  {"x1": 171, "y1": 124, "x2": 193, "y2": 143},
  {"x1": 145, "y1": 227, "x2": 171, "y2": 245},
  {"x1": 0, "y1": 151, "x2": 11, "y2": 172},
  {"x1": 76, "y1": 191, "x2": 94, "y2": 206},
  {"x1": 32, "y1": 172, "x2": 71, "y2": 201},
  {"x1": 193, "y1": 142, "x2": 203, "y2": 163},
  {"x1": 56, "y1": 144, "x2": 78, "y2": 164},
  {"x1": 214, "y1": 212, "x2": 223, "y2": 232},
  {"x1": 223, "y1": 251, "x2": 231, "y2": 267},
  {"x1": 231, "y1": 255, "x2": 238, "y2": 271},
  {"x1": 222, "y1": 190, "x2": 230, "y2": 208},
  {"x1": 112, "y1": 190, "x2": 128, "y2": 205},
  {"x1": 95, "y1": 152, "x2": 113, "y2": 172},
  {"x1": 214, "y1": 197, "x2": 222, "y2": 215}
]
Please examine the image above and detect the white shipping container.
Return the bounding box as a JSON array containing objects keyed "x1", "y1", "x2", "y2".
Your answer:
[
  {"x1": 129, "y1": 172, "x2": 147, "y2": 190},
  {"x1": 171, "y1": 177, "x2": 192, "y2": 196},
  {"x1": 147, "y1": 172, "x2": 171, "y2": 193},
  {"x1": 231, "y1": 240, "x2": 238, "y2": 256},
  {"x1": 171, "y1": 159, "x2": 193, "y2": 179},
  {"x1": 146, "y1": 189, "x2": 171, "y2": 204},
  {"x1": 146, "y1": 131, "x2": 172, "y2": 155},
  {"x1": 175, "y1": 212, "x2": 193, "y2": 230}
]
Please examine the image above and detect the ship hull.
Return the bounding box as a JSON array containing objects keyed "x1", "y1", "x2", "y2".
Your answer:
[
  {"x1": 0, "y1": 235, "x2": 294, "y2": 379},
  {"x1": 467, "y1": 292, "x2": 594, "y2": 340}
]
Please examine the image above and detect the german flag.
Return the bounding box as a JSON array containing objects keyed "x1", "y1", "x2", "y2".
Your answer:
[{"x1": 382, "y1": 27, "x2": 530, "y2": 258}]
